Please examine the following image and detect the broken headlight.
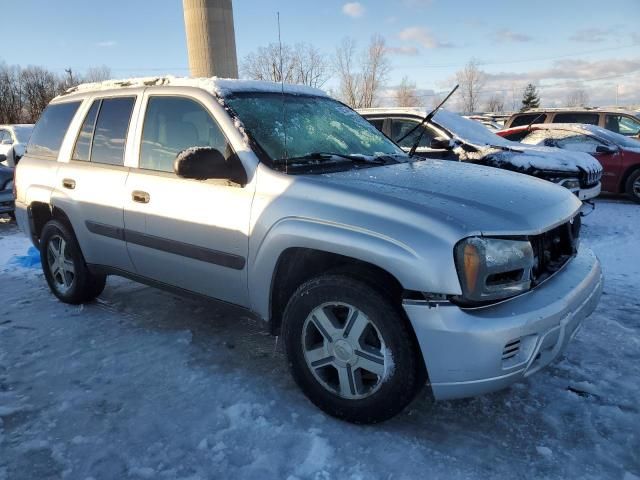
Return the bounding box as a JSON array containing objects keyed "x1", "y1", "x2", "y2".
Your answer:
[{"x1": 454, "y1": 237, "x2": 534, "y2": 302}]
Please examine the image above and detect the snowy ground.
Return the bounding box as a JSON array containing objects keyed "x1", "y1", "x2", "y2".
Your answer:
[{"x1": 0, "y1": 199, "x2": 638, "y2": 480}]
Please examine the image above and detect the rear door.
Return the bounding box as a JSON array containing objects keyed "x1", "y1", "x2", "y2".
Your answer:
[
  {"x1": 53, "y1": 93, "x2": 141, "y2": 272},
  {"x1": 123, "y1": 91, "x2": 253, "y2": 307}
]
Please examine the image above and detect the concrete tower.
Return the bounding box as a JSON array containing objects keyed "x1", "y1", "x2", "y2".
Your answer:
[{"x1": 183, "y1": 0, "x2": 239, "y2": 78}]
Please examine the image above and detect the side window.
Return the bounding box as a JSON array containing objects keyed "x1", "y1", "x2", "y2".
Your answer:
[
  {"x1": 554, "y1": 133, "x2": 603, "y2": 154},
  {"x1": 367, "y1": 118, "x2": 385, "y2": 132},
  {"x1": 391, "y1": 119, "x2": 435, "y2": 149},
  {"x1": 72, "y1": 100, "x2": 100, "y2": 161},
  {"x1": 140, "y1": 96, "x2": 231, "y2": 173},
  {"x1": 0, "y1": 130, "x2": 10, "y2": 144},
  {"x1": 509, "y1": 114, "x2": 547, "y2": 127},
  {"x1": 27, "y1": 102, "x2": 81, "y2": 159},
  {"x1": 90, "y1": 97, "x2": 135, "y2": 166},
  {"x1": 605, "y1": 115, "x2": 640, "y2": 136},
  {"x1": 553, "y1": 113, "x2": 599, "y2": 125}
]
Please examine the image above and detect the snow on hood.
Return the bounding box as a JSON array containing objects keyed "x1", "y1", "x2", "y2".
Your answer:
[
  {"x1": 433, "y1": 109, "x2": 601, "y2": 173},
  {"x1": 318, "y1": 159, "x2": 581, "y2": 235},
  {"x1": 62, "y1": 76, "x2": 328, "y2": 99}
]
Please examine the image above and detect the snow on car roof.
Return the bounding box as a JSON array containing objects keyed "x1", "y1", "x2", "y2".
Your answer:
[
  {"x1": 60, "y1": 76, "x2": 328, "y2": 99},
  {"x1": 522, "y1": 122, "x2": 640, "y2": 149}
]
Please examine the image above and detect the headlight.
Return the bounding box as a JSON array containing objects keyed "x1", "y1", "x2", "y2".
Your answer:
[
  {"x1": 454, "y1": 237, "x2": 534, "y2": 302},
  {"x1": 557, "y1": 178, "x2": 580, "y2": 190}
]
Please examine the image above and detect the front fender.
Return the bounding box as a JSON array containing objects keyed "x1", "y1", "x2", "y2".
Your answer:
[{"x1": 249, "y1": 216, "x2": 436, "y2": 321}]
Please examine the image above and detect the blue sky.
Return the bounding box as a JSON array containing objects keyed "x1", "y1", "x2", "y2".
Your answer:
[{"x1": 5, "y1": 0, "x2": 640, "y2": 107}]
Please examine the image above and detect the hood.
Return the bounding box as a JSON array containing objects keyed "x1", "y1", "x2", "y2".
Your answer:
[
  {"x1": 432, "y1": 109, "x2": 601, "y2": 174},
  {"x1": 319, "y1": 159, "x2": 581, "y2": 236}
]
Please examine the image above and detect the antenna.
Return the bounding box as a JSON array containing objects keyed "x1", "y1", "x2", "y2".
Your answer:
[{"x1": 277, "y1": 12, "x2": 288, "y2": 171}]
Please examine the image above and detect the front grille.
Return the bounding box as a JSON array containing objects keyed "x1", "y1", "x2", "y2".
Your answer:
[
  {"x1": 580, "y1": 165, "x2": 603, "y2": 188},
  {"x1": 529, "y1": 216, "x2": 580, "y2": 285}
]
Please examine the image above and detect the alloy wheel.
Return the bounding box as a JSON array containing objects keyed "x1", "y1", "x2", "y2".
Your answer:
[
  {"x1": 301, "y1": 302, "x2": 390, "y2": 400},
  {"x1": 46, "y1": 235, "x2": 76, "y2": 294}
]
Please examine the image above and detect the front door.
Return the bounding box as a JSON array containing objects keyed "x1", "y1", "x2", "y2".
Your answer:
[{"x1": 123, "y1": 94, "x2": 254, "y2": 307}]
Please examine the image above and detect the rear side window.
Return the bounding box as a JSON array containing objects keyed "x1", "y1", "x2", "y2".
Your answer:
[
  {"x1": 140, "y1": 96, "x2": 231, "y2": 173},
  {"x1": 72, "y1": 101, "x2": 101, "y2": 161},
  {"x1": 90, "y1": 97, "x2": 135, "y2": 166},
  {"x1": 391, "y1": 118, "x2": 435, "y2": 149},
  {"x1": 553, "y1": 113, "x2": 599, "y2": 125},
  {"x1": 509, "y1": 113, "x2": 547, "y2": 127},
  {"x1": 605, "y1": 115, "x2": 640, "y2": 136},
  {"x1": 28, "y1": 102, "x2": 81, "y2": 159}
]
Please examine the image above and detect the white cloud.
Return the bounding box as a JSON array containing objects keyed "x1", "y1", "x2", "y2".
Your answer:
[
  {"x1": 96, "y1": 40, "x2": 117, "y2": 48},
  {"x1": 491, "y1": 28, "x2": 532, "y2": 43},
  {"x1": 342, "y1": 2, "x2": 365, "y2": 18},
  {"x1": 398, "y1": 27, "x2": 453, "y2": 49},
  {"x1": 569, "y1": 27, "x2": 614, "y2": 43},
  {"x1": 387, "y1": 46, "x2": 419, "y2": 56}
]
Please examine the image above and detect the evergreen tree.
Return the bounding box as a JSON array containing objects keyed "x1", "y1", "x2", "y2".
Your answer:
[{"x1": 520, "y1": 83, "x2": 541, "y2": 111}]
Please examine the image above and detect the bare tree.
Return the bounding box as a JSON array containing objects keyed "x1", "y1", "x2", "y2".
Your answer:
[
  {"x1": 566, "y1": 88, "x2": 590, "y2": 107},
  {"x1": 360, "y1": 34, "x2": 390, "y2": 108},
  {"x1": 335, "y1": 35, "x2": 390, "y2": 108},
  {"x1": 455, "y1": 58, "x2": 485, "y2": 113},
  {"x1": 0, "y1": 63, "x2": 23, "y2": 124},
  {"x1": 335, "y1": 37, "x2": 361, "y2": 108},
  {"x1": 20, "y1": 66, "x2": 59, "y2": 123},
  {"x1": 83, "y1": 66, "x2": 112, "y2": 83},
  {"x1": 485, "y1": 94, "x2": 505, "y2": 112},
  {"x1": 394, "y1": 76, "x2": 419, "y2": 107},
  {"x1": 241, "y1": 43, "x2": 330, "y2": 88}
]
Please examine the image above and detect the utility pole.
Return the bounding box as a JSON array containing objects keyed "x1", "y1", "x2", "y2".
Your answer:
[{"x1": 183, "y1": 0, "x2": 239, "y2": 78}]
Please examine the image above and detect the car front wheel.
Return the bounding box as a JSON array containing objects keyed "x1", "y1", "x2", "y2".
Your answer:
[{"x1": 283, "y1": 274, "x2": 425, "y2": 423}]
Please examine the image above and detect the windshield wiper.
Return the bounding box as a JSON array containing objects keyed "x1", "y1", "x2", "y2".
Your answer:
[
  {"x1": 283, "y1": 152, "x2": 387, "y2": 165},
  {"x1": 396, "y1": 84, "x2": 459, "y2": 157}
]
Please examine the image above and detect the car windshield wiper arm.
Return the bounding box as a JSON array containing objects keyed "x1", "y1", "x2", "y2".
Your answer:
[{"x1": 282, "y1": 152, "x2": 387, "y2": 165}]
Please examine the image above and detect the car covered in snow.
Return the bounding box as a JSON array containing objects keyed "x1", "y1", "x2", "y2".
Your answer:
[
  {"x1": 14, "y1": 77, "x2": 603, "y2": 423},
  {"x1": 504, "y1": 108, "x2": 640, "y2": 138},
  {"x1": 359, "y1": 108, "x2": 603, "y2": 201},
  {"x1": 0, "y1": 124, "x2": 34, "y2": 168},
  {"x1": 498, "y1": 123, "x2": 640, "y2": 203}
]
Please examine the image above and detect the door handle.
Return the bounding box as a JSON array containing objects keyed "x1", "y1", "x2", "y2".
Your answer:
[
  {"x1": 132, "y1": 190, "x2": 150, "y2": 204},
  {"x1": 62, "y1": 178, "x2": 76, "y2": 190}
]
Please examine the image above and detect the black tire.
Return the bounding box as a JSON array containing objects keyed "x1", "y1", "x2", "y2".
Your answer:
[
  {"x1": 40, "y1": 219, "x2": 106, "y2": 304},
  {"x1": 283, "y1": 274, "x2": 425, "y2": 424},
  {"x1": 625, "y1": 169, "x2": 640, "y2": 204}
]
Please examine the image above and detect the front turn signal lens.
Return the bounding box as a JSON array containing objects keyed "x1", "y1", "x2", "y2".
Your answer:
[{"x1": 463, "y1": 243, "x2": 480, "y2": 292}]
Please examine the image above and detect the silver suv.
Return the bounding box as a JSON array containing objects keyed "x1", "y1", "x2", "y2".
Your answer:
[{"x1": 14, "y1": 77, "x2": 603, "y2": 423}]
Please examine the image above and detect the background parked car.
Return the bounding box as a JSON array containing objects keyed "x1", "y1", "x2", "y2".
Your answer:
[
  {"x1": 359, "y1": 108, "x2": 603, "y2": 201},
  {"x1": 464, "y1": 115, "x2": 502, "y2": 132},
  {"x1": 0, "y1": 124, "x2": 34, "y2": 167},
  {"x1": 504, "y1": 109, "x2": 640, "y2": 139},
  {"x1": 498, "y1": 123, "x2": 640, "y2": 203},
  {"x1": 0, "y1": 164, "x2": 15, "y2": 218}
]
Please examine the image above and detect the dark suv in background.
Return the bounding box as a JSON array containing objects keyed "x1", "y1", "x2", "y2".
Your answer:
[{"x1": 505, "y1": 109, "x2": 640, "y2": 138}]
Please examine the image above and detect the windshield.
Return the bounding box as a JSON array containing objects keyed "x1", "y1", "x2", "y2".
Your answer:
[
  {"x1": 225, "y1": 93, "x2": 405, "y2": 165},
  {"x1": 13, "y1": 126, "x2": 34, "y2": 144},
  {"x1": 433, "y1": 109, "x2": 514, "y2": 148}
]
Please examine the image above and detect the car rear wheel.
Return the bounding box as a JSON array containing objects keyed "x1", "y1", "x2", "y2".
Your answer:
[
  {"x1": 625, "y1": 169, "x2": 640, "y2": 204},
  {"x1": 40, "y1": 219, "x2": 106, "y2": 304},
  {"x1": 283, "y1": 274, "x2": 425, "y2": 423}
]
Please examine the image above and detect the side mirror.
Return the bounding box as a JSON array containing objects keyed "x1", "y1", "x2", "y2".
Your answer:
[
  {"x1": 430, "y1": 137, "x2": 452, "y2": 150},
  {"x1": 595, "y1": 145, "x2": 617, "y2": 154},
  {"x1": 174, "y1": 147, "x2": 246, "y2": 184}
]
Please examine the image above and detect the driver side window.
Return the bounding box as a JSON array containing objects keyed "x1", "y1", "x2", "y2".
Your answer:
[
  {"x1": 140, "y1": 96, "x2": 232, "y2": 172},
  {"x1": 391, "y1": 119, "x2": 436, "y2": 149}
]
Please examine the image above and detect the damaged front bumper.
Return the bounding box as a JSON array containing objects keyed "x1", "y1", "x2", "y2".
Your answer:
[{"x1": 403, "y1": 247, "x2": 602, "y2": 400}]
